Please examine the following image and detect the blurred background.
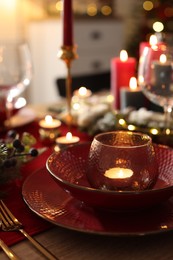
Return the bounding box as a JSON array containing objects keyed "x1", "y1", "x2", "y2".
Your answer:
[{"x1": 0, "y1": 0, "x2": 172, "y2": 104}]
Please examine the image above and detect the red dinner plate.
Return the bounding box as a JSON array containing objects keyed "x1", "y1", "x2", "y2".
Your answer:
[{"x1": 22, "y1": 166, "x2": 173, "y2": 236}]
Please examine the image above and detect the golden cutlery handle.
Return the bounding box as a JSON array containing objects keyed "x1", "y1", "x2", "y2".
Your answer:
[
  {"x1": 19, "y1": 229, "x2": 58, "y2": 260},
  {"x1": 0, "y1": 239, "x2": 19, "y2": 260}
]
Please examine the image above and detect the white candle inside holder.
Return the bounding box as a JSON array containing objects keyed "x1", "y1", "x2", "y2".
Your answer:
[
  {"x1": 104, "y1": 167, "x2": 133, "y2": 179},
  {"x1": 56, "y1": 132, "x2": 80, "y2": 145}
]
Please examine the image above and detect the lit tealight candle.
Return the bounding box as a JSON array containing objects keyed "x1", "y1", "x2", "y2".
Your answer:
[
  {"x1": 56, "y1": 132, "x2": 80, "y2": 146},
  {"x1": 39, "y1": 115, "x2": 61, "y2": 143},
  {"x1": 152, "y1": 53, "x2": 172, "y2": 86},
  {"x1": 39, "y1": 115, "x2": 61, "y2": 129},
  {"x1": 74, "y1": 86, "x2": 92, "y2": 98},
  {"x1": 120, "y1": 77, "x2": 147, "y2": 110},
  {"x1": 104, "y1": 167, "x2": 133, "y2": 179}
]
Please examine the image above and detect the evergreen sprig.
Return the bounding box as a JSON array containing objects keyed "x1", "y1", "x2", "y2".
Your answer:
[{"x1": 0, "y1": 130, "x2": 38, "y2": 196}]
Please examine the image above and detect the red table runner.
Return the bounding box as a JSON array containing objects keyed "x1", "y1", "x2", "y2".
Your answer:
[{"x1": 0, "y1": 120, "x2": 92, "y2": 246}]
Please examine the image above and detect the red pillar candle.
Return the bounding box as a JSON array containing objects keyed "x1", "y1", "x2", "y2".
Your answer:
[
  {"x1": 62, "y1": 0, "x2": 73, "y2": 46},
  {"x1": 111, "y1": 50, "x2": 136, "y2": 110},
  {"x1": 139, "y1": 34, "x2": 163, "y2": 57}
]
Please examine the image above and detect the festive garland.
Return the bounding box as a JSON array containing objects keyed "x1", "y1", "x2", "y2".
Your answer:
[{"x1": 0, "y1": 130, "x2": 38, "y2": 197}]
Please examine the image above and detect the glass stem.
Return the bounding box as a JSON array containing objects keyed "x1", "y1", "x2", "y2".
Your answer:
[
  {"x1": 5, "y1": 96, "x2": 13, "y2": 129},
  {"x1": 164, "y1": 105, "x2": 172, "y2": 132}
]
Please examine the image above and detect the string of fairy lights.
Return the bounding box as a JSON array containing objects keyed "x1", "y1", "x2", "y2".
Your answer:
[
  {"x1": 46, "y1": 0, "x2": 113, "y2": 17},
  {"x1": 142, "y1": 0, "x2": 173, "y2": 34}
]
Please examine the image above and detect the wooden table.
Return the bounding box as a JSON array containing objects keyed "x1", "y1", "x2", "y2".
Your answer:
[{"x1": 1, "y1": 226, "x2": 173, "y2": 259}]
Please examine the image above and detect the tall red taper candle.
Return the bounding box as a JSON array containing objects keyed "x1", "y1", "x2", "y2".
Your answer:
[{"x1": 62, "y1": 0, "x2": 73, "y2": 46}]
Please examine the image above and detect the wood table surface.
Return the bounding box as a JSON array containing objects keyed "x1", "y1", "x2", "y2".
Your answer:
[{"x1": 1, "y1": 225, "x2": 173, "y2": 259}]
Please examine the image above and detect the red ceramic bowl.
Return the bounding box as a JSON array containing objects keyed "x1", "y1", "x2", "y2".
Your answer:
[{"x1": 46, "y1": 143, "x2": 173, "y2": 211}]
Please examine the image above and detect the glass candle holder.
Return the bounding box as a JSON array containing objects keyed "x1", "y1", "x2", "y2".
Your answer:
[
  {"x1": 39, "y1": 115, "x2": 61, "y2": 143},
  {"x1": 87, "y1": 131, "x2": 158, "y2": 191}
]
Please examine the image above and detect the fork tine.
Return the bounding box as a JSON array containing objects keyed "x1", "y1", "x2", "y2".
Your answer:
[
  {"x1": 0, "y1": 201, "x2": 20, "y2": 231},
  {"x1": 0, "y1": 219, "x2": 19, "y2": 260},
  {"x1": 0, "y1": 200, "x2": 20, "y2": 224}
]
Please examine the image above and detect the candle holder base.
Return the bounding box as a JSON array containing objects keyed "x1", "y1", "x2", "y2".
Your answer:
[{"x1": 39, "y1": 128, "x2": 61, "y2": 145}]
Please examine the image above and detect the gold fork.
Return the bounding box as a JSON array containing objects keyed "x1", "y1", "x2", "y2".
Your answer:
[
  {"x1": 0, "y1": 200, "x2": 58, "y2": 260},
  {"x1": 0, "y1": 238, "x2": 19, "y2": 260}
]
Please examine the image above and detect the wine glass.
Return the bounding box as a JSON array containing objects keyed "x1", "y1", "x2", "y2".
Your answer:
[
  {"x1": 0, "y1": 42, "x2": 32, "y2": 128},
  {"x1": 138, "y1": 42, "x2": 173, "y2": 133}
]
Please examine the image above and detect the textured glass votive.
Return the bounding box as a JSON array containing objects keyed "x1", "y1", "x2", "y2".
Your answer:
[
  {"x1": 87, "y1": 131, "x2": 158, "y2": 191},
  {"x1": 39, "y1": 115, "x2": 61, "y2": 144}
]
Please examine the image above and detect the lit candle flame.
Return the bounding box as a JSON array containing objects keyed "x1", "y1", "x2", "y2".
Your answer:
[
  {"x1": 160, "y1": 54, "x2": 167, "y2": 63},
  {"x1": 149, "y1": 35, "x2": 158, "y2": 46},
  {"x1": 104, "y1": 167, "x2": 133, "y2": 179},
  {"x1": 118, "y1": 169, "x2": 125, "y2": 178},
  {"x1": 120, "y1": 50, "x2": 128, "y2": 62},
  {"x1": 138, "y1": 75, "x2": 144, "y2": 84},
  {"x1": 40, "y1": 115, "x2": 61, "y2": 129},
  {"x1": 129, "y1": 77, "x2": 137, "y2": 90},
  {"x1": 45, "y1": 115, "x2": 53, "y2": 124},
  {"x1": 66, "y1": 132, "x2": 72, "y2": 140},
  {"x1": 78, "y1": 87, "x2": 87, "y2": 96}
]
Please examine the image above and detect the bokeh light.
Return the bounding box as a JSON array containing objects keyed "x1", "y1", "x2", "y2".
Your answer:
[
  {"x1": 87, "y1": 4, "x2": 97, "y2": 17},
  {"x1": 153, "y1": 21, "x2": 164, "y2": 32},
  {"x1": 101, "y1": 5, "x2": 112, "y2": 16},
  {"x1": 143, "y1": 1, "x2": 154, "y2": 11}
]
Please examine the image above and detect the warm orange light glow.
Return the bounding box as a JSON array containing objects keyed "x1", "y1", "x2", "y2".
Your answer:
[
  {"x1": 143, "y1": 1, "x2": 154, "y2": 11},
  {"x1": 87, "y1": 4, "x2": 97, "y2": 16},
  {"x1": 101, "y1": 5, "x2": 112, "y2": 16},
  {"x1": 56, "y1": 0, "x2": 63, "y2": 12},
  {"x1": 0, "y1": 0, "x2": 16, "y2": 10}
]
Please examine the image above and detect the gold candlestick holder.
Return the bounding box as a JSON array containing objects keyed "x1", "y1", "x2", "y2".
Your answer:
[{"x1": 58, "y1": 45, "x2": 78, "y2": 129}]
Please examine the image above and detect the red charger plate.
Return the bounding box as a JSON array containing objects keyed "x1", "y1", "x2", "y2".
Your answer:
[{"x1": 46, "y1": 143, "x2": 173, "y2": 211}]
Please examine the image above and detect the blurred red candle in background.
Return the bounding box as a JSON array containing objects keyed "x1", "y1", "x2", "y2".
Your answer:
[
  {"x1": 111, "y1": 50, "x2": 136, "y2": 109},
  {"x1": 139, "y1": 35, "x2": 158, "y2": 57},
  {"x1": 62, "y1": 0, "x2": 73, "y2": 46}
]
